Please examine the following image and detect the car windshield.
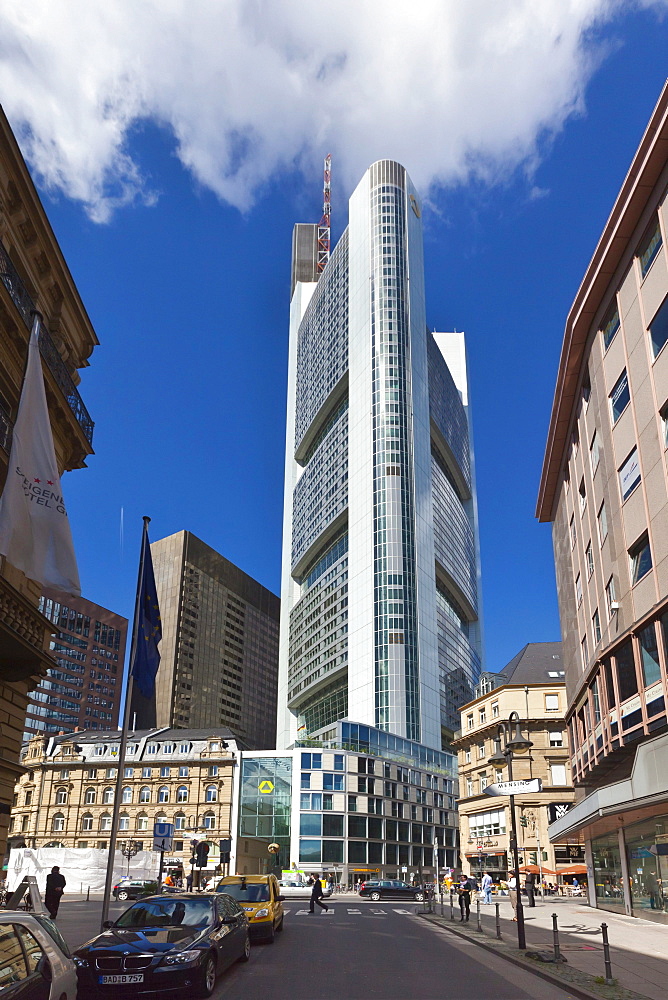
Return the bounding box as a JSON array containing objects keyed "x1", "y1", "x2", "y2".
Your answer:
[
  {"x1": 31, "y1": 916, "x2": 71, "y2": 958},
  {"x1": 220, "y1": 883, "x2": 270, "y2": 902},
  {"x1": 116, "y1": 899, "x2": 213, "y2": 928}
]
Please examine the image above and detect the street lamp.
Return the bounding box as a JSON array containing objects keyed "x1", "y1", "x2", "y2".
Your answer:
[
  {"x1": 120, "y1": 840, "x2": 141, "y2": 877},
  {"x1": 488, "y1": 711, "x2": 533, "y2": 950}
]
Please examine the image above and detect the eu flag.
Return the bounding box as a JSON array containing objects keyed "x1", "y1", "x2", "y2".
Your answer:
[{"x1": 130, "y1": 522, "x2": 162, "y2": 699}]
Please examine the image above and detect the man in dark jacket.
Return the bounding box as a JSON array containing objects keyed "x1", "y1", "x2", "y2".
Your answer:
[
  {"x1": 457, "y1": 875, "x2": 472, "y2": 922},
  {"x1": 45, "y1": 866, "x2": 66, "y2": 919},
  {"x1": 309, "y1": 875, "x2": 329, "y2": 913},
  {"x1": 525, "y1": 871, "x2": 536, "y2": 907}
]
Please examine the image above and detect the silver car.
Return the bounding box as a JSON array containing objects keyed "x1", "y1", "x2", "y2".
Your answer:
[
  {"x1": 0, "y1": 911, "x2": 77, "y2": 1000},
  {"x1": 277, "y1": 880, "x2": 333, "y2": 899}
]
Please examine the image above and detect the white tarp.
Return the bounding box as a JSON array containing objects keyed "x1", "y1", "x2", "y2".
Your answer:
[{"x1": 7, "y1": 847, "x2": 159, "y2": 894}]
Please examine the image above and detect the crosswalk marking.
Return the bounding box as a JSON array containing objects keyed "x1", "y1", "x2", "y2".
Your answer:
[
  {"x1": 296, "y1": 909, "x2": 311, "y2": 915},
  {"x1": 370, "y1": 909, "x2": 386, "y2": 914},
  {"x1": 347, "y1": 908, "x2": 361, "y2": 914},
  {"x1": 392, "y1": 908, "x2": 410, "y2": 914}
]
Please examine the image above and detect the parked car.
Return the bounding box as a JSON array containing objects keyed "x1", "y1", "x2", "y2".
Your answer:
[
  {"x1": 216, "y1": 875, "x2": 284, "y2": 942},
  {"x1": 0, "y1": 910, "x2": 77, "y2": 999},
  {"x1": 73, "y1": 892, "x2": 249, "y2": 998},
  {"x1": 359, "y1": 880, "x2": 425, "y2": 901},
  {"x1": 276, "y1": 879, "x2": 333, "y2": 899},
  {"x1": 112, "y1": 880, "x2": 158, "y2": 902}
]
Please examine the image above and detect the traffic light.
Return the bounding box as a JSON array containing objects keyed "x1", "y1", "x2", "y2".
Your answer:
[
  {"x1": 219, "y1": 839, "x2": 231, "y2": 864},
  {"x1": 520, "y1": 815, "x2": 528, "y2": 827},
  {"x1": 195, "y1": 842, "x2": 210, "y2": 868}
]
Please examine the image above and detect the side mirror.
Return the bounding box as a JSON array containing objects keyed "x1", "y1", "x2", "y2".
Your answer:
[
  {"x1": 37, "y1": 956, "x2": 52, "y2": 982},
  {"x1": 103, "y1": 921, "x2": 114, "y2": 930},
  {"x1": 277, "y1": 895, "x2": 285, "y2": 902}
]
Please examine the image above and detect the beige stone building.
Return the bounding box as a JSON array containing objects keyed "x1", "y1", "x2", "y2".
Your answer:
[
  {"x1": 1, "y1": 106, "x2": 97, "y2": 863},
  {"x1": 453, "y1": 643, "x2": 577, "y2": 882},
  {"x1": 537, "y1": 82, "x2": 668, "y2": 923},
  {"x1": 10, "y1": 728, "x2": 243, "y2": 877}
]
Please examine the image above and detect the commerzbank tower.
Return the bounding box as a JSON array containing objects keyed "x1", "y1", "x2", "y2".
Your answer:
[{"x1": 277, "y1": 160, "x2": 483, "y2": 756}]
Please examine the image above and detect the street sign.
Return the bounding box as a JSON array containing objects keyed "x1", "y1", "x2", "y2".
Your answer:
[
  {"x1": 259, "y1": 780, "x2": 274, "y2": 794},
  {"x1": 401, "y1": 866, "x2": 407, "y2": 873},
  {"x1": 153, "y1": 821, "x2": 174, "y2": 853},
  {"x1": 483, "y1": 779, "x2": 542, "y2": 796}
]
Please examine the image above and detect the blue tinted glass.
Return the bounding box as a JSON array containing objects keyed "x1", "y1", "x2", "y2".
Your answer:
[
  {"x1": 300, "y1": 813, "x2": 322, "y2": 836},
  {"x1": 649, "y1": 296, "x2": 668, "y2": 358}
]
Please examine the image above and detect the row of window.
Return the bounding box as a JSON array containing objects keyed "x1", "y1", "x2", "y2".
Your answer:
[
  {"x1": 50, "y1": 764, "x2": 219, "y2": 780},
  {"x1": 464, "y1": 728, "x2": 563, "y2": 764},
  {"x1": 466, "y1": 695, "x2": 560, "y2": 731},
  {"x1": 44, "y1": 809, "x2": 220, "y2": 833},
  {"x1": 50, "y1": 783, "x2": 219, "y2": 806},
  {"x1": 465, "y1": 763, "x2": 567, "y2": 797}
]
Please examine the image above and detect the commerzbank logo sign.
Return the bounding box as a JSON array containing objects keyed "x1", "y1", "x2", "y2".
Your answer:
[{"x1": 258, "y1": 780, "x2": 274, "y2": 794}]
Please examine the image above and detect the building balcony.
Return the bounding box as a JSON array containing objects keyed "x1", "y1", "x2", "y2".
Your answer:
[
  {"x1": 0, "y1": 241, "x2": 94, "y2": 446},
  {"x1": 0, "y1": 576, "x2": 54, "y2": 684}
]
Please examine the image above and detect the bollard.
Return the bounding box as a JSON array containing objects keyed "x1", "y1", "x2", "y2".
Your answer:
[
  {"x1": 601, "y1": 923, "x2": 614, "y2": 984},
  {"x1": 476, "y1": 897, "x2": 483, "y2": 932},
  {"x1": 495, "y1": 901, "x2": 502, "y2": 939},
  {"x1": 450, "y1": 891, "x2": 454, "y2": 921},
  {"x1": 551, "y1": 913, "x2": 561, "y2": 963},
  {"x1": 86, "y1": 886, "x2": 90, "y2": 902}
]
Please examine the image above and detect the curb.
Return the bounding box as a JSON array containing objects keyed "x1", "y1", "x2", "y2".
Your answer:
[{"x1": 417, "y1": 913, "x2": 649, "y2": 1000}]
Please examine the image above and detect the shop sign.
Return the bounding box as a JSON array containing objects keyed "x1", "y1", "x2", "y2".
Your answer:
[{"x1": 548, "y1": 802, "x2": 572, "y2": 823}]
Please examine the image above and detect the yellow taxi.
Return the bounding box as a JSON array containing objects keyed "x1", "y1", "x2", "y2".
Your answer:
[{"x1": 217, "y1": 874, "x2": 284, "y2": 942}]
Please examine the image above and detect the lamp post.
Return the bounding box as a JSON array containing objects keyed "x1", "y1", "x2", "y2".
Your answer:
[
  {"x1": 120, "y1": 840, "x2": 141, "y2": 878},
  {"x1": 488, "y1": 711, "x2": 533, "y2": 950}
]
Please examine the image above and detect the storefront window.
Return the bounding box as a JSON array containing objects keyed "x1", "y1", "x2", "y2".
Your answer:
[
  {"x1": 592, "y1": 832, "x2": 626, "y2": 913},
  {"x1": 625, "y1": 812, "x2": 668, "y2": 923}
]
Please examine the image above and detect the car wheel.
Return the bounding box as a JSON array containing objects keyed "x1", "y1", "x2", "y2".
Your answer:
[
  {"x1": 276, "y1": 916, "x2": 284, "y2": 932},
  {"x1": 265, "y1": 923, "x2": 275, "y2": 944},
  {"x1": 370, "y1": 892, "x2": 381, "y2": 901},
  {"x1": 197, "y1": 953, "x2": 217, "y2": 996},
  {"x1": 117, "y1": 890, "x2": 128, "y2": 901},
  {"x1": 414, "y1": 892, "x2": 424, "y2": 901},
  {"x1": 238, "y1": 934, "x2": 251, "y2": 963}
]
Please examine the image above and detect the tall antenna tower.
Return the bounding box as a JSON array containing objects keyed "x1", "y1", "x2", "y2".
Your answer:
[{"x1": 316, "y1": 154, "x2": 332, "y2": 274}]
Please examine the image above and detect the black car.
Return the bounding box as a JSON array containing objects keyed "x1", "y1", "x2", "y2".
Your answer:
[
  {"x1": 359, "y1": 880, "x2": 425, "y2": 901},
  {"x1": 74, "y1": 893, "x2": 249, "y2": 998},
  {"x1": 112, "y1": 880, "x2": 158, "y2": 901}
]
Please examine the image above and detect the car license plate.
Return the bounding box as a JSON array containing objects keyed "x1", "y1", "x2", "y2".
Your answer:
[{"x1": 99, "y1": 974, "x2": 144, "y2": 984}]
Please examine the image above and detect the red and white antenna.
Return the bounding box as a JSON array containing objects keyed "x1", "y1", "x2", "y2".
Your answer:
[{"x1": 316, "y1": 154, "x2": 332, "y2": 273}]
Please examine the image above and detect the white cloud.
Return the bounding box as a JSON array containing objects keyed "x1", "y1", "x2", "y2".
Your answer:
[{"x1": 0, "y1": 0, "x2": 665, "y2": 221}]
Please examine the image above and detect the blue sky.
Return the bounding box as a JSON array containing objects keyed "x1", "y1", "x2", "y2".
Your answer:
[{"x1": 2, "y1": 2, "x2": 668, "y2": 675}]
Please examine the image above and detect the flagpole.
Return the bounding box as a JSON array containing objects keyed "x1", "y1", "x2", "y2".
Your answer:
[{"x1": 100, "y1": 516, "x2": 151, "y2": 931}]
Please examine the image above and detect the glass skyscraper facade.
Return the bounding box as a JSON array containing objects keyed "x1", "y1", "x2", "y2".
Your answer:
[{"x1": 278, "y1": 161, "x2": 482, "y2": 753}]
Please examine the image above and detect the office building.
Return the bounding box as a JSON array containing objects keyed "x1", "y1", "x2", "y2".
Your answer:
[
  {"x1": 0, "y1": 106, "x2": 97, "y2": 862},
  {"x1": 278, "y1": 160, "x2": 483, "y2": 753},
  {"x1": 131, "y1": 531, "x2": 280, "y2": 749},
  {"x1": 453, "y1": 642, "x2": 578, "y2": 881},
  {"x1": 537, "y1": 83, "x2": 668, "y2": 923},
  {"x1": 22, "y1": 590, "x2": 128, "y2": 739}
]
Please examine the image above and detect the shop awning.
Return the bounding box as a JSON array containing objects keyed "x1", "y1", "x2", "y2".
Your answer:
[
  {"x1": 557, "y1": 864, "x2": 587, "y2": 875},
  {"x1": 518, "y1": 864, "x2": 556, "y2": 875}
]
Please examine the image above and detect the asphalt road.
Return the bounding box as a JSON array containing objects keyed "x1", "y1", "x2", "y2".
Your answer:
[{"x1": 54, "y1": 897, "x2": 579, "y2": 1000}]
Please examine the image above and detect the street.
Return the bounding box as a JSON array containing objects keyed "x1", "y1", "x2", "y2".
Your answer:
[{"x1": 57, "y1": 897, "x2": 577, "y2": 1000}]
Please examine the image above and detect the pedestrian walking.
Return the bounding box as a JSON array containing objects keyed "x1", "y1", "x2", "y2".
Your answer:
[
  {"x1": 507, "y1": 874, "x2": 518, "y2": 921},
  {"x1": 309, "y1": 875, "x2": 329, "y2": 913},
  {"x1": 45, "y1": 866, "x2": 66, "y2": 919},
  {"x1": 525, "y1": 871, "x2": 536, "y2": 907},
  {"x1": 481, "y1": 872, "x2": 493, "y2": 904},
  {"x1": 186, "y1": 872, "x2": 193, "y2": 892},
  {"x1": 457, "y1": 875, "x2": 472, "y2": 922}
]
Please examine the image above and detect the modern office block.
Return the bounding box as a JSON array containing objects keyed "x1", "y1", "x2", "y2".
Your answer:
[
  {"x1": 131, "y1": 531, "x2": 280, "y2": 749},
  {"x1": 278, "y1": 160, "x2": 483, "y2": 752},
  {"x1": 27, "y1": 590, "x2": 128, "y2": 738},
  {"x1": 537, "y1": 83, "x2": 668, "y2": 923}
]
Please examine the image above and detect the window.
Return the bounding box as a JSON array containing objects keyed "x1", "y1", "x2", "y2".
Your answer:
[
  {"x1": 119, "y1": 814, "x2": 130, "y2": 831},
  {"x1": 176, "y1": 785, "x2": 188, "y2": 802},
  {"x1": 106, "y1": 769, "x2": 116, "y2": 779},
  {"x1": 569, "y1": 515, "x2": 576, "y2": 549},
  {"x1": 649, "y1": 295, "x2": 668, "y2": 358},
  {"x1": 630, "y1": 533, "x2": 652, "y2": 584},
  {"x1": 175, "y1": 813, "x2": 185, "y2": 830},
  {"x1": 581, "y1": 634, "x2": 589, "y2": 669},
  {"x1": 208, "y1": 765, "x2": 218, "y2": 777},
  {"x1": 491, "y1": 701, "x2": 499, "y2": 718},
  {"x1": 158, "y1": 786, "x2": 169, "y2": 803},
  {"x1": 323, "y1": 773, "x2": 344, "y2": 791},
  {"x1": 592, "y1": 608, "x2": 601, "y2": 645},
  {"x1": 160, "y1": 767, "x2": 170, "y2": 778},
  {"x1": 59, "y1": 769, "x2": 69, "y2": 780},
  {"x1": 179, "y1": 743, "x2": 190, "y2": 753},
  {"x1": 549, "y1": 731, "x2": 563, "y2": 747},
  {"x1": 465, "y1": 749, "x2": 471, "y2": 764},
  {"x1": 124, "y1": 767, "x2": 133, "y2": 778},
  {"x1": 52, "y1": 813, "x2": 65, "y2": 832},
  {"x1": 147, "y1": 743, "x2": 158, "y2": 755},
  {"x1": 575, "y1": 573, "x2": 583, "y2": 607},
  {"x1": 102, "y1": 786, "x2": 114, "y2": 804},
  {"x1": 347, "y1": 795, "x2": 357, "y2": 811},
  {"x1": 466, "y1": 713, "x2": 474, "y2": 729},
  {"x1": 578, "y1": 478, "x2": 586, "y2": 514},
  {"x1": 662, "y1": 401, "x2": 668, "y2": 450},
  {"x1": 610, "y1": 370, "x2": 630, "y2": 423},
  {"x1": 466, "y1": 779, "x2": 474, "y2": 796},
  {"x1": 163, "y1": 743, "x2": 174, "y2": 755},
  {"x1": 87, "y1": 769, "x2": 97, "y2": 779},
  {"x1": 637, "y1": 216, "x2": 662, "y2": 278},
  {"x1": 479, "y1": 773, "x2": 488, "y2": 792},
  {"x1": 179, "y1": 766, "x2": 189, "y2": 777},
  {"x1": 606, "y1": 576, "x2": 617, "y2": 618},
  {"x1": 139, "y1": 786, "x2": 151, "y2": 803},
  {"x1": 479, "y1": 709, "x2": 486, "y2": 724},
  {"x1": 585, "y1": 543, "x2": 594, "y2": 578},
  {"x1": 333, "y1": 754, "x2": 344, "y2": 771},
  {"x1": 142, "y1": 767, "x2": 151, "y2": 778},
  {"x1": 598, "y1": 501, "x2": 608, "y2": 546},
  {"x1": 94, "y1": 745, "x2": 105, "y2": 756},
  {"x1": 81, "y1": 813, "x2": 93, "y2": 831},
  {"x1": 121, "y1": 787, "x2": 132, "y2": 804},
  {"x1": 550, "y1": 764, "x2": 567, "y2": 786},
  {"x1": 619, "y1": 447, "x2": 641, "y2": 500},
  {"x1": 300, "y1": 773, "x2": 310, "y2": 790},
  {"x1": 469, "y1": 809, "x2": 506, "y2": 836},
  {"x1": 84, "y1": 787, "x2": 96, "y2": 804},
  {"x1": 137, "y1": 814, "x2": 149, "y2": 831},
  {"x1": 203, "y1": 812, "x2": 215, "y2": 830},
  {"x1": 477, "y1": 743, "x2": 486, "y2": 760},
  {"x1": 602, "y1": 304, "x2": 620, "y2": 350},
  {"x1": 616, "y1": 639, "x2": 638, "y2": 702},
  {"x1": 301, "y1": 752, "x2": 321, "y2": 769},
  {"x1": 590, "y1": 430, "x2": 600, "y2": 475},
  {"x1": 639, "y1": 623, "x2": 661, "y2": 687},
  {"x1": 99, "y1": 814, "x2": 111, "y2": 831},
  {"x1": 55, "y1": 787, "x2": 67, "y2": 805},
  {"x1": 545, "y1": 694, "x2": 559, "y2": 713},
  {"x1": 205, "y1": 784, "x2": 217, "y2": 802}
]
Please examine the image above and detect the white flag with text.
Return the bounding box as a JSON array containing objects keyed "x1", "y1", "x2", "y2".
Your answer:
[{"x1": 0, "y1": 316, "x2": 81, "y2": 595}]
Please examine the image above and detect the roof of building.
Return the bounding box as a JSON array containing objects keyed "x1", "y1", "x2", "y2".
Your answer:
[
  {"x1": 36, "y1": 726, "x2": 248, "y2": 749},
  {"x1": 491, "y1": 641, "x2": 564, "y2": 686}
]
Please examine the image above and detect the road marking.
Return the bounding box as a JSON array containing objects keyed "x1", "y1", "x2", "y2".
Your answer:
[
  {"x1": 370, "y1": 909, "x2": 386, "y2": 914},
  {"x1": 347, "y1": 908, "x2": 361, "y2": 914},
  {"x1": 283, "y1": 909, "x2": 291, "y2": 915},
  {"x1": 296, "y1": 909, "x2": 311, "y2": 915},
  {"x1": 392, "y1": 908, "x2": 410, "y2": 914}
]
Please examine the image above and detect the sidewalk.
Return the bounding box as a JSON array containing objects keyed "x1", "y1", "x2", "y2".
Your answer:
[{"x1": 426, "y1": 894, "x2": 666, "y2": 1000}]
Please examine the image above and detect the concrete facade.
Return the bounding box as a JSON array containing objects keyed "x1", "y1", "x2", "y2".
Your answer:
[{"x1": 538, "y1": 82, "x2": 668, "y2": 923}]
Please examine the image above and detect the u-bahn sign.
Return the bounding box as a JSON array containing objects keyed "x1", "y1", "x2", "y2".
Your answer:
[{"x1": 483, "y1": 779, "x2": 542, "y2": 796}]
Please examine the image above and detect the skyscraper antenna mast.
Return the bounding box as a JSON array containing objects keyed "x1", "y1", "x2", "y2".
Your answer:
[{"x1": 317, "y1": 154, "x2": 332, "y2": 273}]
